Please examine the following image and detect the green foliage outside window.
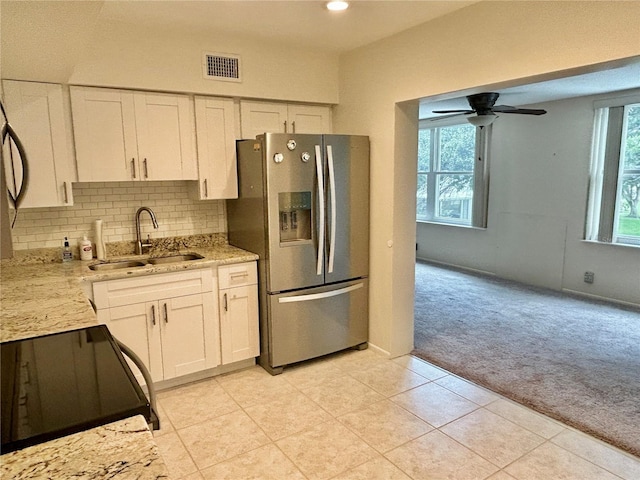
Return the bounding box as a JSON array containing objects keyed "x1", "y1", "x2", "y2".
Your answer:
[{"x1": 617, "y1": 104, "x2": 640, "y2": 237}]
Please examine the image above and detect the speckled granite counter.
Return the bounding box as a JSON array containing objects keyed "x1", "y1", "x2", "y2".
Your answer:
[
  {"x1": 0, "y1": 416, "x2": 169, "y2": 479},
  {"x1": 0, "y1": 239, "x2": 257, "y2": 478}
]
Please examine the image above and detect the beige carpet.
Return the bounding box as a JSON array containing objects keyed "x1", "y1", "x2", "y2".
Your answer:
[{"x1": 412, "y1": 260, "x2": 640, "y2": 457}]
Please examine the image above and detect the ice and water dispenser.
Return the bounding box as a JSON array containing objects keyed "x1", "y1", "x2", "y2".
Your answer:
[{"x1": 279, "y1": 192, "x2": 312, "y2": 244}]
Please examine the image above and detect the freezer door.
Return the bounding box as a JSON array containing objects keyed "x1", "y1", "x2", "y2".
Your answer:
[
  {"x1": 324, "y1": 135, "x2": 370, "y2": 284},
  {"x1": 268, "y1": 279, "x2": 369, "y2": 368},
  {"x1": 264, "y1": 133, "x2": 325, "y2": 292}
]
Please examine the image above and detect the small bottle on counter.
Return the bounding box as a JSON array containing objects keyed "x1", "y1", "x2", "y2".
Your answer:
[
  {"x1": 62, "y1": 237, "x2": 73, "y2": 262},
  {"x1": 80, "y1": 235, "x2": 93, "y2": 261}
]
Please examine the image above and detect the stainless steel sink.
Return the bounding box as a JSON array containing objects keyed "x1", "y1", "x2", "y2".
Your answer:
[
  {"x1": 88, "y1": 260, "x2": 147, "y2": 271},
  {"x1": 147, "y1": 253, "x2": 204, "y2": 264}
]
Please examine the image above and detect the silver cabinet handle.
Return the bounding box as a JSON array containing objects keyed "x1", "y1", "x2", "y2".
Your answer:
[
  {"x1": 204, "y1": 178, "x2": 208, "y2": 198},
  {"x1": 131, "y1": 158, "x2": 136, "y2": 179},
  {"x1": 63, "y1": 181, "x2": 69, "y2": 204},
  {"x1": 223, "y1": 292, "x2": 228, "y2": 312},
  {"x1": 143, "y1": 158, "x2": 148, "y2": 178},
  {"x1": 292, "y1": 121, "x2": 296, "y2": 134},
  {"x1": 283, "y1": 120, "x2": 287, "y2": 133},
  {"x1": 163, "y1": 303, "x2": 168, "y2": 323},
  {"x1": 151, "y1": 304, "x2": 156, "y2": 326}
]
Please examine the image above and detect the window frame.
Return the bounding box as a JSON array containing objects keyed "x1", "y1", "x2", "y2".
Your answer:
[
  {"x1": 586, "y1": 93, "x2": 640, "y2": 247},
  {"x1": 417, "y1": 117, "x2": 490, "y2": 228}
]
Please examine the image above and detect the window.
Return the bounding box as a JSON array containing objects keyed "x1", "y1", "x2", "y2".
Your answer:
[
  {"x1": 417, "y1": 119, "x2": 489, "y2": 227},
  {"x1": 586, "y1": 96, "x2": 640, "y2": 247}
]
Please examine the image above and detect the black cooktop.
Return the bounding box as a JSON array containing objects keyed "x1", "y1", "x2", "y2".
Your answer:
[{"x1": 1, "y1": 325, "x2": 154, "y2": 454}]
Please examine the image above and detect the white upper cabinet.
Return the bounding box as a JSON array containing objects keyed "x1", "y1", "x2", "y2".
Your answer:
[
  {"x1": 287, "y1": 104, "x2": 333, "y2": 134},
  {"x1": 134, "y1": 92, "x2": 197, "y2": 180},
  {"x1": 2, "y1": 80, "x2": 75, "y2": 207},
  {"x1": 70, "y1": 86, "x2": 196, "y2": 182},
  {"x1": 193, "y1": 96, "x2": 238, "y2": 199},
  {"x1": 240, "y1": 100, "x2": 332, "y2": 139}
]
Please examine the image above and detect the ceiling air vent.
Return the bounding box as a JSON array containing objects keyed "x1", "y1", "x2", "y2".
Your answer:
[{"x1": 203, "y1": 52, "x2": 241, "y2": 82}]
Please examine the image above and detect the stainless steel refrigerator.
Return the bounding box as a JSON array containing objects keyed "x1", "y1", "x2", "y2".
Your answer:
[{"x1": 228, "y1": 133, "x2": 369, "y2": 374}]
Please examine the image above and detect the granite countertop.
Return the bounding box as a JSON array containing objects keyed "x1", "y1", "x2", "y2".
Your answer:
[
  {"x1": 0, "y1": 416, "x2": 169, "y2": 479},
  {"x1": 0, "y1": 238, "x2": 258, "y2": 478}
]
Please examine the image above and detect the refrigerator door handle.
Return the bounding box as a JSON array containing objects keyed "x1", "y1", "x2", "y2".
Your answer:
[
  {"x1": 326, "y1": 145, "x2": 337, "y2": 274},
  {"x1": 315, "y1": 145, "x2": 325, "y2": 276},
  {"x1": 278, "y1": 282, "x2": 364, "y2": 304}
]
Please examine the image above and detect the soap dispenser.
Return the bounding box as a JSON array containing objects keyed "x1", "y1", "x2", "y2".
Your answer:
[{"x1": 80, "y1": 235, "x2": 93, "y2": 261}]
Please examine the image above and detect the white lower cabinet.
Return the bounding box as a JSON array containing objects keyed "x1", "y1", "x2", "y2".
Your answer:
[
  {"x1": 94, "y1": 269, "x2": 220, "y2": 384},
  {"x1": 92, "y1": 262, "x2": 260, "y2": 386},
  {"x1": 218, "y1": 262, "x2": 259, "y2": 364}
]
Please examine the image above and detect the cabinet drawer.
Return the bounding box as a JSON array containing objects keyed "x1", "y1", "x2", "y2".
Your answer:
[
  {"x1": 218, "y1": 262, "x2": 257, "y2": 289},
  {"x1": 93, "y1": 269, "x2": 213, "y2": 309}
]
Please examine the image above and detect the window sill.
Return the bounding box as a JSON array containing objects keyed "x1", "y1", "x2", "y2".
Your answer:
[
  {"x1": 581, "y1": 239, "x2": 640, "y2": 250},
  {"x1": 417, "y1": 220, "x2": 486, "y2": 231}
]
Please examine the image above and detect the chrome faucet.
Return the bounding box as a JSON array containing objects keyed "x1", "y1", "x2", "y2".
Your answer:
[{"x1": 135, "y1": 207, "x2": 159, "y2": 255}]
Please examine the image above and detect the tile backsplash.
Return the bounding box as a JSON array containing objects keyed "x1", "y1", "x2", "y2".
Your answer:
[{"x1": 10, "y1": 181, "x2": 226, "y2": 250}]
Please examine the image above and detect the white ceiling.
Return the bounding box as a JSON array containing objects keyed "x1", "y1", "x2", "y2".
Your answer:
[
  {"x1": 95, "y1": 0, "x2": 477, "y2": 52},
  {"x1": 418, "y1": 61, "x2": 640, "y2": 119}
]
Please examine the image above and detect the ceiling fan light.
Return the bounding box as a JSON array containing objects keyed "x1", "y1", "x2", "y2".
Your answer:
[
  {"x1": 467, "y1": 114, "x2": 496, "y2": 127},
  {"x1": 326, "y1": 1, "x2": 349, "y2": 11}
]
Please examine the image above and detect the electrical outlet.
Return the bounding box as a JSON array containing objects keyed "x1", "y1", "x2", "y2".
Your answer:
[{"x1": 584, "y1": 271, "x2": 595, "y2": 284}]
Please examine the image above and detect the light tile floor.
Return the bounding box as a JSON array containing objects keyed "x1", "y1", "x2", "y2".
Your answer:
[{"x1": 153, "y1": 349, "x2": 640, "y2": 480}]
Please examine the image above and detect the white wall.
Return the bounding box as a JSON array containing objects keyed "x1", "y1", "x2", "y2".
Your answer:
[
  {"x1": 335, "y1": 1, "x2": 640, "y2": 357},
  {"x1": 417, "y1": 92, "x2": 640, "y2": 305},
  {"x1": 2, "y1": 10, "x2": 339, "y2": 104}
]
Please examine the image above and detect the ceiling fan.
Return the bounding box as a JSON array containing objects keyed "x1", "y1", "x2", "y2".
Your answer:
[{"x1": 433, "y1": 92, "x2": 547, "y2": 127}]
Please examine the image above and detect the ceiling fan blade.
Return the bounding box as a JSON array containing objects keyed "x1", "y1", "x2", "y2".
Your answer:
[
  {"x1": 432, "y1": 109, "x2": 475, "y2": 114},
  {"x1": 492, "y1": 105, "x2": 547, "y2": 115}
]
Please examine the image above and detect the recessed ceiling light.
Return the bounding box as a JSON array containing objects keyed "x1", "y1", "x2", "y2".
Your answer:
[{"x1": 326, "y1": 1, "x2": 349, "y2": 11}]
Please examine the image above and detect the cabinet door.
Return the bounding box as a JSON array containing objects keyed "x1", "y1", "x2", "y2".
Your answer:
[
  {"x1": 2, "y1": 81, "x2": 74, "y2": 207},
  {"x1": 71, "y1": 86, "x2": 138, "y2": 182},
  {"x1": 287, "y1": 104, "x2": 332, "y2": 134},
  {"x1": 134, "y1": 92, "x2": 197, "y2": 180},
  {"x1": 240, "y1": 100, "x2": 288, "y2": 139},
  {"x1": 219, "y1": 285, "x2": 259, "y2": 364},
  {"x1": 96, "y1": 303, "x2": 163, "y2": 384},
  {"x1": 194, "y1": 96, "x2": 238, "y2": 199},
  {"x1": 159, "y1": 292, "x2": 220, "y2": 379}
]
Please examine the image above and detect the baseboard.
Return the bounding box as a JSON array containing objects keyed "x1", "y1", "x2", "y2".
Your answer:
[
  {"x1": 561, "y1": 288, "x2": 640, "y2": 309},
  {"x1": 416, "y1": 257, "x2": 496, "y2": 278},
  {"x1": 151, "y1": 358, "x2": 256, "y2": 392},
  {"x1": 418, "y1": 257, "x2": 638, "y2": 309},
  {"x1": 366, "y1": 342, "x2": 391, "y2": 358}
]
